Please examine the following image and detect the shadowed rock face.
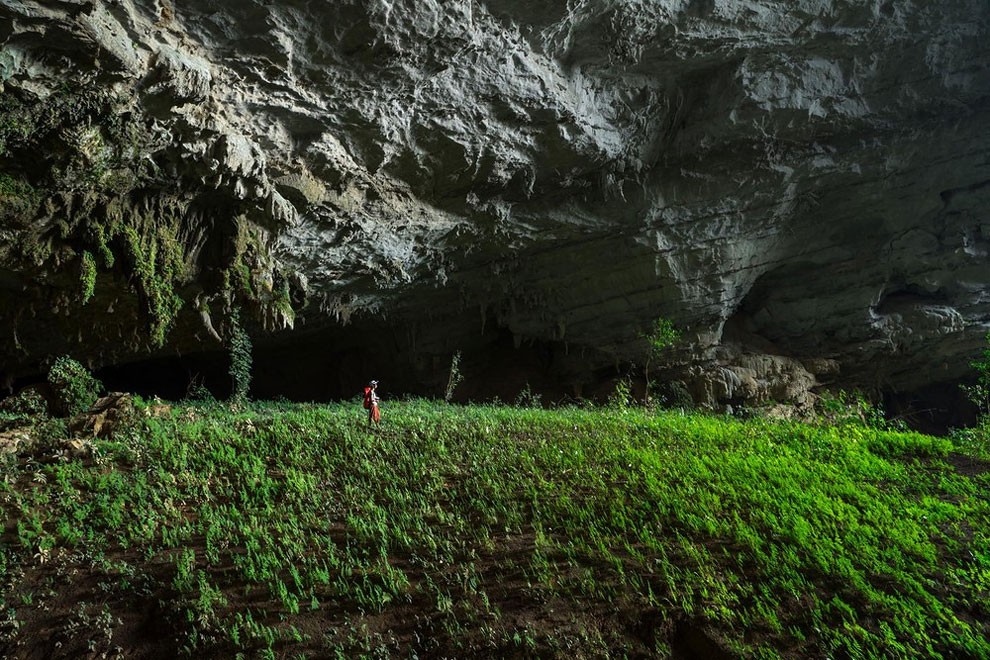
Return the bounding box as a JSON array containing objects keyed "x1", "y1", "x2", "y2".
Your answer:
[{"x1": 0, "y1": 0, "x2": 988, "y2": 407}]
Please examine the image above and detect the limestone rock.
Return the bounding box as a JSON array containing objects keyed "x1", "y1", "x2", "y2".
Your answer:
[
  {"x1": 0, "y1": 0, "x2": 988, "y2": 409},
  {"x1": 0, "y1": 428, "x2": 33, "y2": 454},
  {"x1": 68, "y1": 392, "x2": 135, "y2": 438}
]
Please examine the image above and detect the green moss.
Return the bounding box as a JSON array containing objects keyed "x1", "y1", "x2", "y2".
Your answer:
[
  {"x1": 273, "y1": 278, "x2": 295, "y2": 326},
  {"x1": 227, "y1": 307, "x2": 252, "y2": 402},
  {"x1": 92, "y1": 223, "x2": 116, "y2": 268},
  {"x1": 234, "y1": 260, "x2": 253, "y2": 298},
  {"x1": 0, "y1": 173, "x2": 40, "y2": 216},
  {"x1": 0, "y1": 95, "x2": 35, "y2": 157},
  {"x1": 79, "y1": 250, "x2": 97, "y2": 304},
  {"x1": 122, "y1": 220, "x2": 186, "y2": 347}
]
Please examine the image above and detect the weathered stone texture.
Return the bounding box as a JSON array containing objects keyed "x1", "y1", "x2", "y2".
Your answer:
[{"x1": 1, "y1": 0, "x2": 988, "y2": 405}]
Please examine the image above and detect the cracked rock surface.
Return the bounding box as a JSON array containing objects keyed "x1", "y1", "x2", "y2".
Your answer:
[{"x1": 1, "y1": 0, "x2": 989, "y2": 406}]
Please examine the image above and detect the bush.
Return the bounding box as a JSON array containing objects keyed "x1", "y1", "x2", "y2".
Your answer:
[
  {"x1": 608, "y1": 377, "x2": 633, "y2": 409},
  {"x1": 963, "y1": 331, "x2": 990, "y2": 418},
  {"x1": 815, "y1": 389, "x2": 888, "y2": 429},
  {"x1": 47, "y1": 356, "x2": 102, "y2": 417},
  {"x1": 184, "y1": 375, "x2": 216, "y2": 404},
  {"x1": 0, "y1": 388, "x2": 48, "y2": 417},
  {"x1": 641, "y1": 317, "x2": 681, "y2": 406},
  {"x1": 228, "y1": 309, "x2": 252, "y2": 403},
  {"x1": 0, "y1": 388, "x2": 50, "y2": 431},
  {"x1": 514, "y1": 383, "x2": 542, "y2": 408}
]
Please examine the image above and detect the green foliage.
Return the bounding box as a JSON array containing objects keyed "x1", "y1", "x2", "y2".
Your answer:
[
  {"x1": 33, "y1": 417, "x2": 68, "y2": 443},
  {"x1": 0, "y1": 398, "x2": 987, "y2": 658},
  {"x1": 79, "y1": 250, "x2": 97, "y2": 304},
  {"x1": 513, "y1": 383, "x2": 542, "y2": 408},
  {"x1": 816, "y1": 389, "x2": 890, "y2": 429},
  {"x1": 0, "y1": 389, "x2": 47, "y2": 418},
  {"x1": 46, "y1": 356, "x2": 102, "y2": 417},
  {"x1": 0, "y1": 389, "x2": 49, "y2": 431},
  {"x1": 122, "y1": 222, "x2": 185, "y2": 347},
  {"x1": 963, "y1": 331, "x2": 990, "y2": 417},
  {"x1": 645, "y1": 317, "x2": 681, "y2": 357},
  {"x1": 273, "y1": 277, "x2": 295, "y2": 326},
  {"x1": 641, "y1": 317, "x2": 682, "y2": 406},
  {"x1": 953, "y1": 332, "x2": 990, "y2": 458},
  {"x1": 0, "y1": 173, "x2": 40, "y2": 217},
  {"x1": 184, "y1": 377, "x2": 216, "y2": 404},
  {"x1": 444, "y1": 351, "x2": 463, "y2": 403},
  {"x1": 0, "y1": 94, "x2": 34, "y2": 157},
  {"x1": 607, "y1": 376, "x2": 633, "y2": 408},
  {"x1": 228, "y1": 309, "x2": 252, "y2": 403}
]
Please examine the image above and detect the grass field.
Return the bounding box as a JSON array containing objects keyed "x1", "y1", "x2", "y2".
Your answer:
[{"x1": 1, "y1": 398, "x2": 988, "y2": 658}]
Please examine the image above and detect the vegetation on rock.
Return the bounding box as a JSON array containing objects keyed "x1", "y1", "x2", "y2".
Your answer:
[
  {"x1": 227, "y1": 308, "x2": 253, "y2": 403},
  {"x1": 953, "y1": 332, "x2": 990, "y2": 460},
  {"x1": 642, "y1": 317, "x2": 681, "y2": 406},
  {"x1": 79, "y1": 250, "x2": 97, "y2": 304},
  {"x1": 45, "y1": 356, "x2": 102, "y2": 417}
]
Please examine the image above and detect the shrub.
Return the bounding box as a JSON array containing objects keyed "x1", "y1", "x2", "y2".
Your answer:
[
  {"x1": 514, "y1": 383, "x2": 542, "y2": 408},
  {"x1": 608, "y1": 376, "x2": 633, "y2": 409},
  {"x1": 80, "y1": 250, "x2": 97, "y2": 304},
  {"x1": 47, "y1": 356, "x2": 102, "y2": 416},
  {"x1": 962, "y1": 331, "x2": 990, "y2": 418},
  {"x1": 444, "y1": 351, "x2": 463, "y2": 403},
  {"x1": 641, "y1": 317, "x2": 681, "y2": 405},
  {"x1": 954, "y1": 332, "x2": 990, "y2": 458},
  {"x1": 815, "y1": 389, "x2": 888, "y2": 429},
  {"x1": 184, "y1": 376, "x2": 216, "y2": 404},
  {"x1": 228, "y1": 308, "x2": 252, "y2": 403},
  {"x1": 0, "y1": 388, "x2": 48, "y2": 417},
  {"x1": 0, "y1": 388, "x2": 50, "y2": 431}
]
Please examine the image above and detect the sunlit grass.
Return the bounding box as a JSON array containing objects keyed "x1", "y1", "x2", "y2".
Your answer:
[{"x1": 1, "y1": 398, "x2": 987, "y2": 657}]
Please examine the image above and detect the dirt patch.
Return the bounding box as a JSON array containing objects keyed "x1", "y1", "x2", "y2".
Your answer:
[
  {"x1": 946, "y1": 452, "x2": 990, "y2": 477},
  {"x1": 671, "y1": 620, "x2": 735, "y2": 659},
  {"x1": 0, "y1": 549, "x2": 184, "y2": 660}
]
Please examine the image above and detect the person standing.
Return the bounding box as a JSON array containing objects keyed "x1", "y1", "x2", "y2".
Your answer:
[{"x1": 363, "y1": 380, "x2": 381, "y2": 427}]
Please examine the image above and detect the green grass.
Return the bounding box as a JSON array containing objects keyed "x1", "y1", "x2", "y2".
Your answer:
[{"x1": 1, "y1": 399, "x2": 988, "y2": 658}]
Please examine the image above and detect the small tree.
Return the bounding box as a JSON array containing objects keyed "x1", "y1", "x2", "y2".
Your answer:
[
  {"x1": 444, "y1": 351, "x2": 463, "y2": 403},
  {"x1": 642, "y1": 317, "x2": 680, "y2": 406},
  {"x1": 228, "y1": 308, "x2": 252, "y2": 403}
]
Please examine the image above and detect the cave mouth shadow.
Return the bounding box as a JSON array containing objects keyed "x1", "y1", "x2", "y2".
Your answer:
[{"x1": 882, "y1": 381, "x2": 979, "y2": 436}]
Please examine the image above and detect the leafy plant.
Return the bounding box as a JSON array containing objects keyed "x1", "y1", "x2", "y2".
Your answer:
[
  {"x1": 514, "y1": 383, "x2": 541, "y2": 408},
  {"x1": 641, "y1": 317, "x2": 680, "y2": 406},
  {"x1": 122, "y1": 223, "x2": 185, "y2": 347},
  {"x1": 954, "y1": 332, "x2": 990, "y2": 457},
  {"x1": 0, "y1": 388, "x2": 49, "y2": 431},
  {"x1": 444, "y1": 351, "x2": 463, "y2": 403},
  {"x1": 0, "y1": 173, "x2": 40, "y2": 218},
  {"x1": 607, "y1": 376, "x2": 633, "y2": 409},
  {"x1": 47, "y1": 356, "x2": 102, "y2": 416},
  {"x1": 184, "y1": 376, "x2": 216, "y2": 404},
  {"x1": 963, "y1": 331, "x2": 990, "y2": 418},
  {"x1": 79, "y1": 250, "x2": 97, "y2": 304},
  {"x1": 816, "y1": 389, "x2": 888, "y2": 429},
  {"x1": 228, "y1": 308, "x2": 252, "y2": 403}
]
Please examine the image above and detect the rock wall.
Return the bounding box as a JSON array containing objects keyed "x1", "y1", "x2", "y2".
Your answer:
[{"x1": 1, "y1": 0, "x2": 989, "y2": 408}]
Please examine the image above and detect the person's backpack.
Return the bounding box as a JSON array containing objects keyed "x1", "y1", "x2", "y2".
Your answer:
[{"x1": 362, "y1": 386, "x2": 372, "y2": 409}]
